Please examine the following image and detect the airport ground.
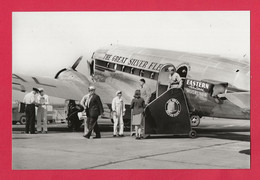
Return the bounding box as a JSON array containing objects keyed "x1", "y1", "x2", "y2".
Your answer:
[{"x1": 12, "y1": 117, "x2": 250, "y2": 169}]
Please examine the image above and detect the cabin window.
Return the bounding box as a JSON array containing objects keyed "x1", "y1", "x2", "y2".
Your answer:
[
  {"x1": 150, "y1": 72, "x2": 155, "y2": 79},
  {"x1": 108, "y1": 63, "x2": 115, "y2": 69},
  {"x1": 116, "y1": 64, "x2": 123, "y2": 71},
  {"x1": 123, "y1": 66, "x2": 131, "y2": 73},
  {"x1": 130, "y1": 68, "x2": 135, "y2": 74},
  {"x1": 95, "y1": 59, "x2": 107, "y2": 67},
  {"x1": 133, "y1": 69, "x2": 141, "y2": 76},
  {"x1": 140, "y1": 70, "x2": 144, "y2": 77}
]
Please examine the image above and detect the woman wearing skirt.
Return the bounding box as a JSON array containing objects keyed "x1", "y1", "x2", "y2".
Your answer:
[{"x1": 130, "y1": 90, "x2": 145, "y2": 140}]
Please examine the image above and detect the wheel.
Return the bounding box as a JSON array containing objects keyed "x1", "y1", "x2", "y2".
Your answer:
[
  {"x1": 189, "y1": 130, "x2": 197, "y2": 138},
  {"x1": 190, "y1": 115, "x2": 200, "y2": 127},
  {"x1": 19, "y1": 115, "x2": 26, "y2": 125}
]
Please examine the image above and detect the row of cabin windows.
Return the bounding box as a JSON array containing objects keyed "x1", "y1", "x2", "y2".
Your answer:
[{"x1": 95, "y1": 59, "x2": 159, "y2": 80}]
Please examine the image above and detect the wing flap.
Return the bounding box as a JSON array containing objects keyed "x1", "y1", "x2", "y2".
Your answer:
[{"x1": 218, "y1": 92, "x2": 250, "y2": 110}]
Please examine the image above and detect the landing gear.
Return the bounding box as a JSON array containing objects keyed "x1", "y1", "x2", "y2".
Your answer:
[
  {"x1": 190, "y1": 115, "x2": 200, "y2": 127},
  {"x1": 189, "y1": 130, "x2": 197, "y2": 138}
]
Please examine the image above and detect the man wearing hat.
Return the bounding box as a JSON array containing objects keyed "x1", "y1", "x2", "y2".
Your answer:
[
  {"x1": 80, "y1": 86, "x2": 104, "y2": 139},
  {"x1": 36, "y1": 88, "x2": 49, "y2": 133},
  {"x1": 168, "y1": 67, "x2": 182, "y2": 90},
  {"x1": 111, "y1": 90, "x2": 126, "y2": 137},
  {"x1": 139, "y1": 78, "x2": 151, "y2": 105},
  {"x1": 23, "y1": 87, "x2": 39, "y2": 134}
]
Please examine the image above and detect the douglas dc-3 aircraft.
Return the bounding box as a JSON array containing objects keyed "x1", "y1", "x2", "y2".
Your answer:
[{"x1": 12, "y1": 45, "x2": 250, "y2": 130}]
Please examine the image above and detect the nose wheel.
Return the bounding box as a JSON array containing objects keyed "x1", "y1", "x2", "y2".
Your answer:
[{"x1": 190, "y1": 115, "x2": 200, "y2": 127}]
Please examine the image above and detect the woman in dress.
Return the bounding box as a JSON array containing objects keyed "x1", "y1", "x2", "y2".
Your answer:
[{"x1": 130, "y1": 90, "x2": 145, "y2": 140}]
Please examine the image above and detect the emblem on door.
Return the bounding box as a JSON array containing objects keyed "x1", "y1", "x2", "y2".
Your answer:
[{"x1": 165, "y1": 98, "x2": 181, "y2": 117}]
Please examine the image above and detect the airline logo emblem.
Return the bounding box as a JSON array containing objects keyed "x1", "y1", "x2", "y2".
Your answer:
[{"x1": 165, "y1": 98, "x2": 181, "y2": 117}]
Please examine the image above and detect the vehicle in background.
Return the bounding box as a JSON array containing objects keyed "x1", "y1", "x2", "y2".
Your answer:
[{"x1": 12, "y1": 101, "x2": 67, "y2": 125}]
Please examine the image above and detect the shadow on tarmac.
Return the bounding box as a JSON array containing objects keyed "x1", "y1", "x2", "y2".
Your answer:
[
  {"x1": 197, "y1": 133, "x2": 250, "y2": 142},
  {"x1": 143, "y1": 132, "x2": 250, "y2": 142}
]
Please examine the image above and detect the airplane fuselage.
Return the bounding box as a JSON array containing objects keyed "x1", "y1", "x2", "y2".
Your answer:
[{"x1": 91, "y1": 45, "x2": 250, "y2": 120}]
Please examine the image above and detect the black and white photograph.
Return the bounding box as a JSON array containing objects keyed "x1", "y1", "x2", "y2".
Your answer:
[{"x1": 12, "y1": 11, "x2": 250, "y2": 169}]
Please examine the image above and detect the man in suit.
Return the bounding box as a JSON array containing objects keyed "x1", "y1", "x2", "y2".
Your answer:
[
  {"x1": 139, "y1": 78, "x2": 151, "y2": 105},
  {"x1": 80, "y1": 86, "x2": 104, "y2": 139}
]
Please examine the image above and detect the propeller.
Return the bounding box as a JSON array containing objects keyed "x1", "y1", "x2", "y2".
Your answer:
[
  {"x1": 71, "y1": 56, "x2": 83, "y2": 70},
  {"x1": 54, "y1": 56, "x2": 83, "y2": 79},
  {"x1": 87, "y1": 59, "x2": 94, "y2": 76}
]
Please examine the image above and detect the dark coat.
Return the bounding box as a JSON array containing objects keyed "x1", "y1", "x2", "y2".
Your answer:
[
  {"x1": 130, "y1": 97, "x2": 145, "y2": 115},
  {"x1": 85, "y1": 94, "x2": 104, "y2": 118}
]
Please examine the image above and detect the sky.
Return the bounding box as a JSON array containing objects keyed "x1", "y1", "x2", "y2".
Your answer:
[{"x1": 12, "y1": 11, "x2": 250, "y2": 77}]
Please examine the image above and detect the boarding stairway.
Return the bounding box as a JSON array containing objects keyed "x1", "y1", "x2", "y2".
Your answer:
[{"x1": 142, "y1": 64, "x2": 196, "y2": 138}]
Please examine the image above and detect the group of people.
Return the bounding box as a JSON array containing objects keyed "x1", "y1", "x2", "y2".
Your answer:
[
  {"x1": 23, "y1": 87, "x2": 49, "y2": 134},
  {"x1": 79, "y1": 66, "x2": 182, "y2": 140},
  {"x1": 78, "y1": 78, "x2": 151, "y2": 140},
  {"x1": 22, "y1": 66, "x2": 182, "y2": 138}
]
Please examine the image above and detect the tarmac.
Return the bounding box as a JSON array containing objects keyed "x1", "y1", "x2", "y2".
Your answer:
[{"x1": 12, "y1": 117, "x2": 250, "y2": 169}]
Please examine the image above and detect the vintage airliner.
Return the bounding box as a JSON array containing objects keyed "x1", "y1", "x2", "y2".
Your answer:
[{"x1": 12, "y1": 45, "x2": 250, "y2": 129}]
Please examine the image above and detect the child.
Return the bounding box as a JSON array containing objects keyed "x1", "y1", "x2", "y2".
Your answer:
[{"x1": 130, "y1": 90, "x2": 145, "y2": 140}]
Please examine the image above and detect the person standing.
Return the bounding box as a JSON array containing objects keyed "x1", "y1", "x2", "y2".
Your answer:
[
  {"x1": 139, "y1": 78, "x2": 151, "y2": 105},
  {"x1": 23, "y1": 88, "x2": 39, "y2": 134},
  {"x1": 111, "y1": 90, "x2": 126, "y2": 137},
  {"x1": 168, "y1": 67, "x2": 182, "y2": 90},
  {"x1": 80, "y1": 86, "x2": 104, "y2": 139},
  {"x1": 130, "y1": 90, "x2": 145, "y2": 140},
  {"x1": 36, "y1": 88, "x2": 49, "y2": 133}
]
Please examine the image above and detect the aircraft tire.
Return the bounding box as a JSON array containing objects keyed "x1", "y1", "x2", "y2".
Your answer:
[
  {"x1": 190, "y1": 115, "x2": 200, "y2": 127},
  {"x1": 189, "y1": 130, "x2": 197, "y2": 138},
  {"x1": 19, "y1": 115, "x2": 26, "y2": 125}
]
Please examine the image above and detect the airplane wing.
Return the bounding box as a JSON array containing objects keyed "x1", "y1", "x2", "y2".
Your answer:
[
  {"x1": 12, "y1": 73, "x2": 133, "y2": 105},
  {"x1": 12, "y1": 73, "x2": 87, "y2": 101},
  {"x1": 218, "y1": 92, "x2": 250, "y2": 110}
]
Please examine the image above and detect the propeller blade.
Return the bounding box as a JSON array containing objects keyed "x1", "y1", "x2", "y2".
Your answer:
[{"x1": 71, "y1": 56, "x2": 83, "y2": 70}]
